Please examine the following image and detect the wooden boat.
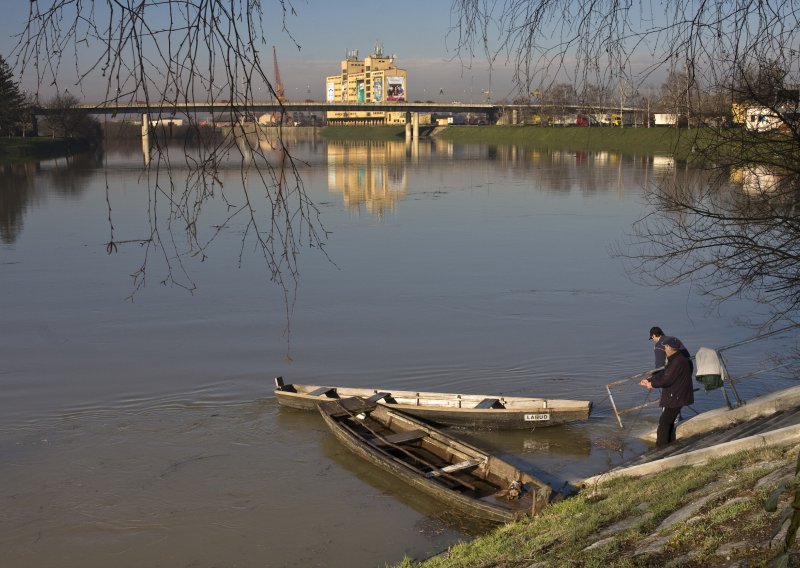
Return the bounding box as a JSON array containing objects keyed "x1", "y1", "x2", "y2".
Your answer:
[
  {"x1": 274, "y1": 377, "x2": 591, "y2": 429},
  {"x1": 317, "y1": 396, "x2": 552, "y2": 522}
]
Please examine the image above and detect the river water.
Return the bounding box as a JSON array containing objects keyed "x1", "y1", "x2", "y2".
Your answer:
[{"x1": 1, "y1": 135, "x2": 796, "y2": 567}]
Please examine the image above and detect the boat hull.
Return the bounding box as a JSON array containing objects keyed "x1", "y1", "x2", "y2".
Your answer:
[
  {"x1": 317, "y1": 397, "x2": 552, "y2": 523},
  {"x1": 275, "y1": 381, "x2": 591, "y2": 429}
]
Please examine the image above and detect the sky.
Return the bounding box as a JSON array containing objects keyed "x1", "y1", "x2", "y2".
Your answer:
[{"x1": 0, "y1": 1, "x2": 521, "y2": 104}]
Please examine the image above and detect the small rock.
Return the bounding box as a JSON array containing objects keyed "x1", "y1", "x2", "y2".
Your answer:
[
  {"x1": 658, "y1": 487, "x2": 735, "y2": 531},
  {"x1": 715, "y1": 540, "x2": 748, "y2": 556},
  {"x1": 754, "y1": 464, "x2": 794, "y2": 490},
  {"x1": 635, "y1": 534, "x2": 670, "y2": 556},
  {"x1": 598, "y1": 514, "x2": 649, "y2": 537},
  {"x1": 582, "y1": 536, "x2": 616, "y2": 552}
]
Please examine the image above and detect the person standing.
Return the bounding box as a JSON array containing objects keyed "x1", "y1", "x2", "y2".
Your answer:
[
  {"x1": 649, "y1": 326, "x2": 668, "y2": 369},
  {"x1": 649, "y1": 326, "x2": 692, "y2": 371},
  {"x1": 640, "y1": 337, "x2": 695, "y2": 446}
]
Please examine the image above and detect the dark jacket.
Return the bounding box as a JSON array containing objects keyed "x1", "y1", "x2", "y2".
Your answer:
[
  {"x1": 654, "y1": 336, "x2": 693, "y2": 371},
  {"x1": 649, "y1": 349, "x2": 694, "y2": 408}
]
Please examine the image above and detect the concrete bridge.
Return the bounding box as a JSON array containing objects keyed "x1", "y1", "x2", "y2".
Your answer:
[
  {"x1": 63, "y1": 100, "x2": 503, "y2": 143},
  {"x1": 38, "y1": 99, "x2": 643, "y2": 165},
  {"x1": 54, "y1": 99, "x2": 642, "y2": 140}
]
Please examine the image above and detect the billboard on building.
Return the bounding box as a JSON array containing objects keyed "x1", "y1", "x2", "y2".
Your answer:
[
  {"x1": 372, "y1": 77, "x2": 383, "y2": 102},
  {"x1": 387, "y1": 76, "x2": 405, "y2": 101},
  {"x1": 326, "y1": 81, "x2": 335, "y2": 103},
  {"x1": 356, "y1": 80, "x2": 365, "y2": 103}
]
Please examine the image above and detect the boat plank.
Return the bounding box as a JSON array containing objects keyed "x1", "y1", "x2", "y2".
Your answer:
[
  {"x1": 425, "y1": 458, "x2": 483, "y2": 478},
  {"x1": 375, "y1": 429, "x2": 426, "y2": 446},
  {"x1": 366, "y1": 391, "x2": 391, "y2": 403}
]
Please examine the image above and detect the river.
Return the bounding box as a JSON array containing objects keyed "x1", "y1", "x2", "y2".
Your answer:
[{"x1": 0, "y1": 135, "x2": 795, "y2": 567}]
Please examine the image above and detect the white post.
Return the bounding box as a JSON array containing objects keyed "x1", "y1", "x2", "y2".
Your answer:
[
  {"x1": 405, "y1": 111, "x2": 412, "y2": 143},
  {"x1": 141, "y1": 113, "x2": 150, "y2": 167},
  {"x1": 412, "y1": 112, "x2": 419, "y2": 140}
]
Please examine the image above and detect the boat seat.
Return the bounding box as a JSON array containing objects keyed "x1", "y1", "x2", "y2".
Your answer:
[
  {"x1": 475, "y1": 398, "x2": 504, "y2": 409},
  {"x1": 375, "y1": 429, "x2": 427, "y2": 446},
  {"x1": 308, "y1": 386, "x2": 337, "y2": 397},
  {"x1": 424, "y1": 458, "x2": 484, "y2": 478},
  {"x1": 366, "y1": 392, "x2": 391, "y2": 403}
]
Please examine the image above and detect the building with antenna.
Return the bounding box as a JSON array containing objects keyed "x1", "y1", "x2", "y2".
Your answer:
[{"x1": 325, "y1": 45, "x2": 428, "y2": 125}]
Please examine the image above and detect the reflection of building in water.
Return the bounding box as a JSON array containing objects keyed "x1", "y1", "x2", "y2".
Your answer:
[
  {"x1": 327, "y1": 141, "x2": 408, "y2": 216},
  {"x1": 651, "y1": 156, "x2": 675, "y2": 171},
  {"x1": 730, "y1": 165, "x2": 782, "y2": 194}
]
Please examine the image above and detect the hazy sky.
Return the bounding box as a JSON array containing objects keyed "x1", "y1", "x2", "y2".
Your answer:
[{"x1": 0, "y1": 1, "x2": 517, "y2": 103}]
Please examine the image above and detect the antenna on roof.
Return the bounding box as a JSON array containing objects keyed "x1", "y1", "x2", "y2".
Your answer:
[{"x1": 374, "y1": 41, "x2": 384, "y2": 57}]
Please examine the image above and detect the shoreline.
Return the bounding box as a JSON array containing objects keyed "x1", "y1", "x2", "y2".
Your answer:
[
  {"x1": 395, "y1": 386, "x2": 800, "y2": 567},
  {"x1": 0, "y1": 137, "x2": 93, "y2": 162}
]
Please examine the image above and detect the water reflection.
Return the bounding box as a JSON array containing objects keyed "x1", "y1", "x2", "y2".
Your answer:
[
  {"x1": 0, "y1": 154, "x2": 100, "y2": 244},
  {"x1": 327, "y1": 140, "x2": 408, "y2": 216},
  {"x1": 730, "y1": 164, "x2": 783, "y2": 194},
  {"x1": 1, "y1": 138, "x2": 688, "y2": 244},
  {"x1": 4, "y1": 137, "x2": 797, "y2": 567},
  {"x1": 456, "y1": 424, "x2": 592, "y2": 458}
]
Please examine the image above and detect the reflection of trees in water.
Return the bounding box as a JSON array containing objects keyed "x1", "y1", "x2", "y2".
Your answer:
[
  {"x1": 446, "y1": 143, "x2": 666, "y2": 196},
  {"x1": 101, "y1": 126, "x2": 328, "y2": 331},
  {"x1": 0, "y1": 162, "x2": 38, "y2": 244},
  {"x1": 45, "y1": 152, "x2": 102, "y2": 197},
  {"x1": 622, "y1": 164, "x2": 800, "y2": 327},
  {"x1": 0, "y1": 153, "x2": 99, "y2": 244}
]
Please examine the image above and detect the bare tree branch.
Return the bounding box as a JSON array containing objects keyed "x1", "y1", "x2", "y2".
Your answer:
[{"x1": 11, "y1": 2, "x2": 326, "y2": 350}]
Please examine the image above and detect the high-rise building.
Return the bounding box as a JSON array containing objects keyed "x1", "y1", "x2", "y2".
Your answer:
[{"x1": 325, "y1": 46, "x2": 425, "y2": 125}]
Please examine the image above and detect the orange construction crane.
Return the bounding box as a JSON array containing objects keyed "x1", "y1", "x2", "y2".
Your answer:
[{"x1": 272, "y1": 45, "x2": 285, "y2": 103}]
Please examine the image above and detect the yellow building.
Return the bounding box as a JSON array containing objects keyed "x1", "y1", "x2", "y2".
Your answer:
[{"x1": 325, "y1": 46, "x2": 412, "y2": 124}]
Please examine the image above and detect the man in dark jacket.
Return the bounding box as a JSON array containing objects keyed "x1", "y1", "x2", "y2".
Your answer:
[{"x1": 640, "y1": 337, "x2": 695, "y2": 446}]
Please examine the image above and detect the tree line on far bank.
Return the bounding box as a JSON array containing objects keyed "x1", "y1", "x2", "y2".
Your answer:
[{"x1": 0, "y1": 54, "x2": 100, "y2": 145}]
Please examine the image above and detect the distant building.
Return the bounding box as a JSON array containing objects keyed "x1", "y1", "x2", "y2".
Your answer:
[
  {"x1": 653, "y1": 113, "x2": 679, "y2": 127},
  {"x1": 732, "y1": 89, "x2": 800, "y2": 131},
  {"x1": 151, "y1": 117, "x2": 184, "y2": 127},
  {"x1": 325, "y1": 46, "x2": 410, "y2": 125}
]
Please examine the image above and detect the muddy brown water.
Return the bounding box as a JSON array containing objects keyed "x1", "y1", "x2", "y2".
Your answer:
[{"x1": 1, "y1": 139, "x2": 794, "y2": 567}]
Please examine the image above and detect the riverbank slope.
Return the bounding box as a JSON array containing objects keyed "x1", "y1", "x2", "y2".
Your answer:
[{"x1": 395, "y1": 443, "x2": 797, "y2": 567}]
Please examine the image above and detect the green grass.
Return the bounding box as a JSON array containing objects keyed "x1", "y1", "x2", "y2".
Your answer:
[
  {"x1": 0, "y1": 137, "x2": 92, "y2": 161},
  {"x1": 393, "y1": 445, "x2": 798, "y2": 568}
]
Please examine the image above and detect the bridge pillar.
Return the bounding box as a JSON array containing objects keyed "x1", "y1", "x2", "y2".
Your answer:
[
  {"x1": 412, "y1": 112, "x2": 419, "y2": 140},
  {"x1": 141, "y1": 113, "x2": 150, "y2": 167},
  {"x1": 405, "y1": 111, "x2": 412, "y2": 143}
]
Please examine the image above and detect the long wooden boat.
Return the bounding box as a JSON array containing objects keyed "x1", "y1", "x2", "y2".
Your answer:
[
  {"x1": 317, "y1": 396, "x2": 552, "y2": 522},
  {"x1": 274, "y1": 377, "x2": 591, "y2": 429}
]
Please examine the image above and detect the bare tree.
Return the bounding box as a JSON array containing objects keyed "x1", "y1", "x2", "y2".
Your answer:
[
  {"x1": 451, "y1": 1, "x2": 800, "y2": 327},
  {"x1": 449, "y1": 1, "x2": 800, "y2": 100},
  {"x1": 44, "y1": 92, "x2": 101, "y2": 142},
  {"x1": 623, "y1": 167, "x2": 800, "y2": 325},
  {"x1": 11, "y1": 1, "x2": 326, "y2": 321}
]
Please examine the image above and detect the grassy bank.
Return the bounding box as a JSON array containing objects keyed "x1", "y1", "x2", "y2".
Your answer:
[
  {"x1": 394, "y1": 444, "x2": 798, "y2": 567},
  {"x1": 438, "y1": 125, "x2": 704, "y2": 157},
  {"x1": 0, "y1": 137, "x2": 93, "y2": 161}
]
